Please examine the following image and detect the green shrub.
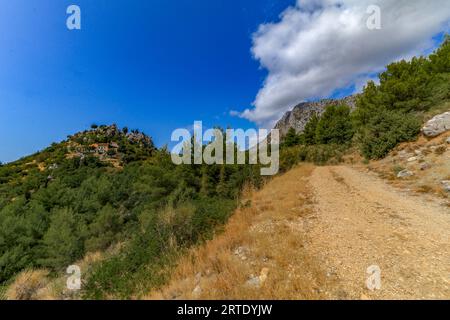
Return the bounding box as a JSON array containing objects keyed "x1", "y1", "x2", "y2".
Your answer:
[
  {"x1": 300, "y1": 144, "x2": 347, "y2": 165},
  {"x1": 85, "y1": 205, "x2": 123, "y2": 252},
  {"x1": 355, "y1": 110, "x2": 421, "y2": 159},
  {"x1": 82, "y1": 216, "x2": 175, "y2": 299},
  {"x1": 83, "y1": 197, "x2": 235, "y2": 299},
  {"x1": 279, "y1": 146, "x2": 302, "y2": 172},
  {"x1": 39, "y1": 208, "x2": 86, "y2": 270},
  {"x1": 279, "y1": 144, "x2": 347, "y2": 167},
  {"x1": 0, "y1": 284, "x2": 6, "y2": 300}
]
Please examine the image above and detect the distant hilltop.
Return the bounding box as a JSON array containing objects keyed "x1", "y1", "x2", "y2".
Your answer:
[{"x1": 66, "y1": 124, "x2": 154, "y2": 165}]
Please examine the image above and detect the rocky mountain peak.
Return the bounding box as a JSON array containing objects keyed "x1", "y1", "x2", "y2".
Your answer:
[{"x1": 274, "y1": 95, "x2": 358, "y2": 137}]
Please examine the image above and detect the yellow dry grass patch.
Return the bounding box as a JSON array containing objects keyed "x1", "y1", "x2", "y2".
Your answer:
[
  {"x1": 6, "y1": 269, "x2": 50, "y2": 300},
  {"x1": 6, "y1": 251, "x2": 105, "y2": 300},
  {"x1": 147, "y1": 164, "x2": 330, "y2": 300}
]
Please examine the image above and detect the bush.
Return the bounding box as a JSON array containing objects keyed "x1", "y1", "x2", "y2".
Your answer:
[
  {"x1": 298, "y1": 144, "x2": 347, "y2": 165},
  {"x1": 85, "y1": 205, "x2": 123, "y2": 252},
  {"x1": 355, "y1": 110, "x2": 421, "y2": 159},
  {"x1": 82, "y1": 212, "x2": 175, "y2": 299},
  {"x1": 279, "y1": 146, "x2": 302, "y2": 172},
  {"x1": 39, "y1": 208, "x2": 86, "y2": 270},
  {"x1": 279, "y1": 144, "x2": 347, "y2": 168}
]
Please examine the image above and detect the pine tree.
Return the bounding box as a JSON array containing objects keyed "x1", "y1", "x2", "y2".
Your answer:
[
  {"x1": 303, "y1": 113, "x2": 320, "y2": 145},
  {"x1": 40, "y1": 208, "x2": 85, "y2": 269},
  {"x1": 283, "y1": 128, "x2": 300, "y2": 147},
  {"x1": 315, "y1": 105, "x2": 354, "y2": 145}
]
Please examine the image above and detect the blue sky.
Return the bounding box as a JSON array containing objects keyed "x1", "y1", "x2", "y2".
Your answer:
[
  {"x1": 0, "y1": 0, "x2": 294, "y2": 163},
  {"x1": 1, "y1": 0, "x2": 449, "y2": 163}
]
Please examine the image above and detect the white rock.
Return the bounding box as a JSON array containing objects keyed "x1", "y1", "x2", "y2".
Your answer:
[
  {"x1": 446, "y1": 137, "x2": 450, "y2": 144},
  {"x1": 407, "y1": 157, "x2": 418, "y2": 162},
  {"x1": 398, "y1": 150, "x2": 412, "y2": 159},
  {"x1": 441, "y1": 181, "x2": 450, "y2": 192},
  {"x1": 397, "y1": 170, "x2": 414, "y2": 178},
  {"x1": 246, "y1": 276, "x2": 261, "y2": 288},
  {"x1": 245, "y1": 268, "x2": 270, "y2": 289},
  {"x1": 192, "y1": 285, "x2": 202, "y2": 298},
  {"x1": 194, "y1": 272, "x2": 202, "y2": 285},
  {"x1": 422, "y1": 112, "x2": 450, "y2": 137}
]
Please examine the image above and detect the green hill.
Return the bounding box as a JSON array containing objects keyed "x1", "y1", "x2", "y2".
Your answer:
[{"x1": 0, "y1": 125, "x2": 261, "y2": 298}]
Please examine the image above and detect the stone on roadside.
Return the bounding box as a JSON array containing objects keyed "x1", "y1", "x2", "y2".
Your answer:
[
  {"x1": 397, "y1": 170, "x2": 414, "y2": 178},
  {"x1": 441, "y1": 181, "x2": 450, "y2": 193},
  {"x1": 422, "y1": 112, "x2": 450, "y2": 137}
]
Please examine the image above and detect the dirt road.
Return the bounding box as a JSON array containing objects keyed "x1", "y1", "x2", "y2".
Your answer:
[
  {"x1": 150, "y1": 165, "x2": 450, "y2": 300},
  {"x1": 308, "y1": 166, "x2": 450, "y2": 299}
]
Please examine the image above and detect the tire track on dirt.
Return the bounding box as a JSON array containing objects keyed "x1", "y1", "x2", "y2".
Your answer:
[{"x1": 309, "y1": 166, "x2": 450, "y2": 299}]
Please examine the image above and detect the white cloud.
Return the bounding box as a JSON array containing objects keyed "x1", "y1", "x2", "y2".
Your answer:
[
  {"x1": 241, "y1": 0, "x2": 450, "y2": 128},
  {"x1": 229, "y1": 110, "x2": 241, "y2": 117}
]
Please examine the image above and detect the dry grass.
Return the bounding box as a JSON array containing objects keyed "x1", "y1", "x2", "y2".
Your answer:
[
  {"x1": 40, "y1": 251, "x2": 106, "y2": 300},
  {"x1": 6, "y1": 269, "x2": 50, "y2": 300},
  {"x1": 6, "y1": 250, "x2": 107, "y2": 300},
  {"x1": 434, "y1": 146, "x2": 447, "y2": 155},
  {"x1": 365, "y1": 131, "x2": 450, "y2": 200},
  {"x1": 415, "y1": 185, "x2": 434, "y2": 194},
  {"x1": 146, "y1": 164, "x2": 330, "y2": 300}
]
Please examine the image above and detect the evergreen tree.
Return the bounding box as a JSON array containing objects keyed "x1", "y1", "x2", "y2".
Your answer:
[
  {"x1": 315, "y1": 105, "x2": 354, "y2": 145},
  {"x1": 303, "y1": 113, "x2": 320, "y2": 145},
  {"x1": 85, "y1": 204, "x2": 122, "y2": 252},
  {"x1": 40, "y1": 208, "x2": 85, "y2": 269},
  {"x1": 283, "y1": 128, "x2": 301, "y2": 147}
]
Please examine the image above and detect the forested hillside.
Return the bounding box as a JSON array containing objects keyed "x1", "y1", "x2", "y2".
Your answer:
[{"x1": 0, "y1": 125, "x2": 262, "y2": 298}]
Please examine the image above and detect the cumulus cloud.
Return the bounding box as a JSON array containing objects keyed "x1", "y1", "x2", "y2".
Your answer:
[{"x1": 241, "y1": 0, "x2": 450, "y2": 127}]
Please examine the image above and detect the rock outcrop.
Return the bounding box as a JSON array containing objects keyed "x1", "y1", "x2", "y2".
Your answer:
[
  {"x1": 274, "y1": 95, "x2": 358, "y2": 137},
  {"x1": 422, "y1": 112, "x2": 450, "y2": 137}
]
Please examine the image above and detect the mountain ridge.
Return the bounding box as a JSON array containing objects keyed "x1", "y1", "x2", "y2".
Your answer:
[{"x1": 274, "y1": 95, "x2": 358, "y2": 137}]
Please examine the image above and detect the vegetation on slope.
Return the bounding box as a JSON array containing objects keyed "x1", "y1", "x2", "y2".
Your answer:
[
  {"x1": 280, "y1": 36, "x2": 450, "y2": 164},
  {"x1": 0, "y1": 126, "x2": 262, "y2": 299}
]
